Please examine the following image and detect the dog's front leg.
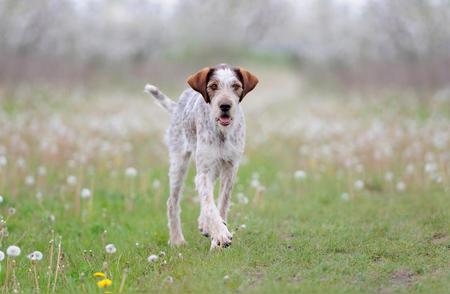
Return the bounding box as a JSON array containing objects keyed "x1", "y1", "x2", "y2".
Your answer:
[
  {"x1": 195, "y1": 172, "x2": 233, "y2": 249},
  {"x1": 218, "y1": 162, "x2": 238, "y2": 223}
]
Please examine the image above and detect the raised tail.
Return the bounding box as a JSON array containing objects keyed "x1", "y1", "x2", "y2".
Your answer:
[{"x1": 144, "y1": 84, "x2": 177, "y2": 114}]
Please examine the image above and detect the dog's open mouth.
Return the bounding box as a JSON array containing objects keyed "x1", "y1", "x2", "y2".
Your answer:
[{"x1": 217, "y1": 115, "x2": 232, "y2": 126}]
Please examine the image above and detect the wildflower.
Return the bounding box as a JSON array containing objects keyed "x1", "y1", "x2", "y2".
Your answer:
[
  {"x1": 37, "y1": 166, "x2": 47, "y2": 176},
  {"x1": 240, "y1": 224, "x2": 247, "y2": 229},
  {"x1": 384, "y1": 171, "x2": 393, "y2": 182},
  {"x1": 97, "y1": 278, "x2": 112, "y2": 288},
  {"x1": 159, "y1": 251, "x2": 166, "y2": 257},
  {"x1": 237, "y1": 192, "x2": 249, "y2": 205},
  {"x1": 6, "y1": 245, "x2": 21, "y2": 257},
  {"x1": 105, "y1": 244, "x2": 116, "y2": 254},
  {"x1": 36, "y1": 191, "x2": 43, "y2": 200},
  {"x1": 340, "y1": 192, "x2": 350, "y2": 201},
  {"x1": 224, "y1": 275, "x2": 230, "y2": 281},
  {"x1": 80, "y1": 188, "x2": 92, "y2": 199},
  {"x1": 0, "y1": 250, "x2": 4, "y2": 261},
  {"x1": 93, "y1": 272, "x2": 106, "y2": 278},
  {"x1": 67, "y1": 175, "x2": 77, "y2": 186},
  {"x1": 396, "y1": 181, "x2": 406, "y2": 192},
  {"x1": 354, "y1": 180, "x2": 364, "y2": 190},
  {"x1": 147, "y1": 254, "x2": 158, "y2": 263},
  {"x1": 294, "y1": 170, "x2": 307, "y2": 180},
  {"x1": 125, "y1": 167, "x2": 138, "y2": 178},
  {"x1": 166, "y1": 276, "x2": 174, "y2": 284},
  {"x1": 152, "y1": 179, "x2": 161, "y2": 189},
  {"x1": 0, "y1": 155, "x2": 6, "y2": 167},
  {"x1": 25, "y1": 175, "x2": 35, "y2": 186},
  {"x1": 8, "y1": 207, "x2": 16, "y2": 215},
  {"x1": 27, "y1": 251, "x2": 43, "y2": 261}
]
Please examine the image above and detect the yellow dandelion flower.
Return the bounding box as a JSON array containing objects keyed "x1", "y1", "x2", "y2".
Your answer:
[
  {"x1": 97, "y1": 278, "x2": 112, "y2": 288},
  {"x1": 93, "y1": 272, "x2": 106, "y2": 278}
]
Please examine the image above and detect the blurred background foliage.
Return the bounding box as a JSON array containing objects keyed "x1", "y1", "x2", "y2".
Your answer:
[{"x1": 0, "y1": 0, "x2": 449, "y2": 92}]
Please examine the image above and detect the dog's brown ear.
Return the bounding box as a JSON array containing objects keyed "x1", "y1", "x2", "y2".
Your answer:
[
  {"x1": 187, "y1": 67, "x2": 211, "y2": 103},
  {"x1": 236, "y1": 68, "x2": 258, "y2": 101}
]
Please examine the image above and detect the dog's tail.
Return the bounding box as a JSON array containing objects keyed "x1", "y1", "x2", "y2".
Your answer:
[{"x1": 144, "y1": 84, "x2": 177, "y2": 114}]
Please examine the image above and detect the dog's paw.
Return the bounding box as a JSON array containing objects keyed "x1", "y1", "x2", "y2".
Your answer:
[
  {"x1": 198, "y1": 212, "x2": 210, "y2": 238},
  {"x1": 209, "y1": 220, "x2": 233, "y2": 249},
  {"x1": 169, "y1": 236, "x2": 187, "y2": 247}
]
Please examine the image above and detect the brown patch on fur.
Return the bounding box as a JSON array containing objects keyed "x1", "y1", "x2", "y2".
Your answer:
[
  {"x1": 187, "y1": 67, "x2": 212, "y2": 103},
  {"x1": 235, "y1": 68, "x2": 259, "y2": 101}
]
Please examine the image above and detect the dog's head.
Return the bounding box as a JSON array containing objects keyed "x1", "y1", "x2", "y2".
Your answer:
[{"x1": 187, "y1": 64, "x2": 258, "y2": 129}]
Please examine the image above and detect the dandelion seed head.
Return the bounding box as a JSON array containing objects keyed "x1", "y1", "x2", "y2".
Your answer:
[
  {"x1": 66, "y1": 175, "x2": 77, "y2": 186},
  {"x1": 384, "y1": 171, "x2": 394, "y2": 182},
  {"x1": 341, "y1": 192, "x2": 350, "y2": 201},
  {"x1": 0, "y1": 195, "x2": 3, "y2": 204},
  {"x1": 80, "y1": 188, "x2": 92, "y2": 199},
  {"x1": 147, "y1": 254, "x2": 158, "y2": 263},
  {"x1": 354, "y1": 180, "x2": 364, "y2": 190},
  {"x1": 396, "y1": 181, "x2": 406, "y2": 192},
  {"x1": 25, "y1": 175, "x2": 35, "y2": 186},
  {"x1": 105, "y1": 244, "x2": 116, "y2": 254},
  {"x1": 294, "y1": 170, "x2": 306, "y2": 180},
  {"x1": 27, "y1": 250, "x2": 43, "y2": 261},
  {"x1": 0, "y1": 155, "x2": 7, "y2": 167},
  {"x1": 125, "y1": 167, "x2": 138, "y2": 178},
  {"x1": 6, "y1": 245, "x2": 21, "y2": 257},
  {"x1": 152, "y1": 179, "x2": 161, "y2": 189},
  {"x1": 8, "y1": 207, "x2": 16, "y2": 215}
]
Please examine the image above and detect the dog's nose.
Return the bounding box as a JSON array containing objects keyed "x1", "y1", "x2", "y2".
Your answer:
[{"x1": 220, "y1": 104, "x2": 231, "y2": 112}]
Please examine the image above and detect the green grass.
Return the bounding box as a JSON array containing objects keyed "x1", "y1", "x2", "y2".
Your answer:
[
  {"x1": 0, "y1": 152, "x2": 449, "y2": 293},
  {"x1": 0, "y1": 77, "x2": 449, "y2": 293}
]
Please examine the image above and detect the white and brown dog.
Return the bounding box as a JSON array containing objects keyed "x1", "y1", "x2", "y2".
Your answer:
[{"x1": 145, "y1": 64, "x2": 258, "y2": 249}]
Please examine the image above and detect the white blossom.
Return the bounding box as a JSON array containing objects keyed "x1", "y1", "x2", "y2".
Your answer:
[
  {"x1": 125, "y1": 167, "x2": 138, "y2": 178},
  {"x1": 105, "y1": 244, "x2": 117, "y2": 254},
  {"x1": 80, "y1": 188, "x2": 92, "y2": 199},
  {"x1": 6, "y1": 245, "x2": 21, "y2": 257},
  {"x1": 147, "y1": 254, "x2": 158, "y2": 262}
]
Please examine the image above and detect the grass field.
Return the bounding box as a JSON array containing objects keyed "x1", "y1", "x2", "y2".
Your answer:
[{"x1": 0, "y1": 65, "x2": 449, "y2": 293}]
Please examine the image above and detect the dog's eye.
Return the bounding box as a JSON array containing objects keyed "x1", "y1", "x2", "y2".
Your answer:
[
  {"x1": 232, "y1": 84, "x2": 241, "y2": 91},
  {"x1": 209, "y1": 84, "x2": 218, "y2": 91}
]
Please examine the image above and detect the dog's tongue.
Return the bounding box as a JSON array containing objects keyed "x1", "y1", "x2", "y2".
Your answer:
[{"x1": 219, "y1": 116, "x2": 231, "y2": 125}]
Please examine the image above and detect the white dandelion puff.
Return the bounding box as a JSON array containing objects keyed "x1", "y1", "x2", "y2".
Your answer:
[
  {"x1": 66, "y1": 175, "x2": 77, "y2": 186},
  {"x1": 147, "y1": 254, "x2": 158, "y2": 263},
  {"x1": 396, "y1": 181, "x2": 406, "y2": 192},
  {"x1": 105, "y1": 244, "x2": 116, "y2": 254},
  {"x1": 0, "y1": 195, "x2": 3, "y2": 204},
  {"x1": 27, "y1": 251, "x2": 43, "y2": 261},
  {"x1": 125, "y1": 167, "x2": 138, "y2": 178},
  {"x1": 37, "y1": 166, "x2": 47, "y2": 176},
  {"x1": 354, "y1": 180, "x2": 364, "y2": 190},
  {"x1": 6, "y1": 245, "x2": 21, "y2": 257},
  {"x1": 0, "y1": 155, "x2": 7, "y2": 167},
  {"x1": 80, "y1": 188, "x2": 92, "y2": 199},
  {"x1": 340, "y1": 192, "x2": 350, "y2": 201},
  {"x1": 8, "y1": 207, "x2": 16, "y2": 215},
  {"x1": 25, "y1": 175, "x2": 35, "y2": 186},
  {"x1": 384, "y1": 171, "x2": 393, "y2": 182},
  {"x1": 294, "y1": 170, "x2": 306, "y2": 180},
  {"x1": 152, "y1": 179, "x2": 161, "y2": 189}
]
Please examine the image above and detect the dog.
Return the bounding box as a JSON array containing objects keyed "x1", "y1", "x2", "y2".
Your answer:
[{"x1": 145, "y1": 64, "x2": 258, "y2": 249}]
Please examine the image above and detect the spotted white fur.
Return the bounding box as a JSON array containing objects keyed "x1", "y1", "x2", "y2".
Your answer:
[{"x1": 145, "y1": 64, "x2": 257, "y2": 249}]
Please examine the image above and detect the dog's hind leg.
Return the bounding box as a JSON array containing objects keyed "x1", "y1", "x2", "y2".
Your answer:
[{"x1": 167, "y1": 150, "x2": 191, "y2": 246}]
